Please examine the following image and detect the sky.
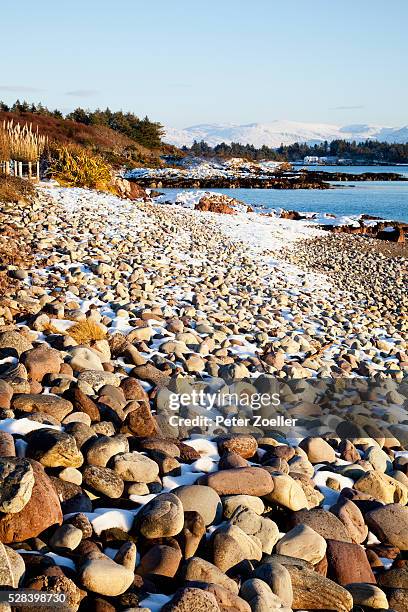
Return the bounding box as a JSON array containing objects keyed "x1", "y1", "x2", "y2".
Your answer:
[{"x1": 0, "y1": 0, "x2": 407, "y2": 128}]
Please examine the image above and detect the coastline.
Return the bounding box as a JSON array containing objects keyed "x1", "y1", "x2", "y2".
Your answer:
[{"x1": 0, "y1": 184, "x2": 407, "y2": 610}]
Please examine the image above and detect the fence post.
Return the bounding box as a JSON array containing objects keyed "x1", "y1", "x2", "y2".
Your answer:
[
  {"x1": 36, "y1": 160, "x2": 40, "y2": 180},
  {"x1": 28, "y1": 161, "x2": 32, "y2": 179},
  {"x1": 19, "y1": 161, "x2": 23, "y2": 178},
  {"x1": 5, "y1": 161, "x2": 10, "y2": 175}
]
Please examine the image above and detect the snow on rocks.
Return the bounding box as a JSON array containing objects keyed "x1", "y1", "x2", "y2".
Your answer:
[{"x1": 0, "y1": 184, "x2": 406, "y2": 609}]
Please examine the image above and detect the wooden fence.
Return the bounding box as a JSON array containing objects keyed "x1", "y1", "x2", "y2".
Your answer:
[{"x1": 0, "y1": 159, "x2": 40, "y2": 180}]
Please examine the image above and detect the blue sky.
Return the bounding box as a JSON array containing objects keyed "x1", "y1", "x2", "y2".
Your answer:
[{"x1": 1, "y1": 0, "x2": 407, "y2": 128}]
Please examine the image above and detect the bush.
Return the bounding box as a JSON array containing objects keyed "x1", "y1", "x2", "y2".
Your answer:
[{"x1": 50, "y1": 146, "x2": 114, "y2": 191}]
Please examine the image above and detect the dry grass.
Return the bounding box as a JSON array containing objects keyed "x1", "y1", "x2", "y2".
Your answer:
[
  {"x1": 1, "y1": 120, "x2": 47, "y2": 162},
  {"x1": 0, "y1": 111, "x2": 165, "y2": 168},
  {"x1": 0, "y1": 175, "x2": 35, "y2": 203},
  {"x1": 50, "y1": 146, "x2": 115, "y2": 191},
  {"x1": 68, "y1": 320, "x2": 107, "y2": 344}
]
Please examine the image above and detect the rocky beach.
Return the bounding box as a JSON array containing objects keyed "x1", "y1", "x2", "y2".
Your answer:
[{"x1": 0, "y1": 182, "x2": 407, "y2": 612}]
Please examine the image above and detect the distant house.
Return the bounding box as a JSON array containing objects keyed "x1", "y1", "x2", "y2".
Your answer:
[{"x1": 303, "y1": 156, "x2": 319, "y2": 164}]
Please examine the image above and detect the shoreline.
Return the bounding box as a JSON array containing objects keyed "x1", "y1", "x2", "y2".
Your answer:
[{"x1": 0, "y1": 184, "x2": 407, "y2": 610}]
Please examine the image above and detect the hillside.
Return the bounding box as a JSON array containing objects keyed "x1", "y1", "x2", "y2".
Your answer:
[
  {"x1": 164, "y1": 120, "x2": 408, "y2": 148},
  {"x1": 0, "y1": 110, "x2": 176, "y2": 167}
]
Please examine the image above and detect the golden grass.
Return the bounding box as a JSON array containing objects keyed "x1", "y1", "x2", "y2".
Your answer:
[
  {"x1": 68, "y1": 320, "x2": 107, "y2": 344},
  {"x1": 50, "y1": 146, "x2": 115, "y2": 191},
  {"x1": 0, "y1": 120, "x2": 47, "y2": 162}
]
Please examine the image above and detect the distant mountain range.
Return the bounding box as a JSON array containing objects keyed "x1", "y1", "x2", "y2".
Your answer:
[{"x1": 164, "y1": 120, "x2": 408, "y2": 148}]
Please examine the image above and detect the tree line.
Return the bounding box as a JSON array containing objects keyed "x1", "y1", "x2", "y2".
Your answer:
[
  {"x1": 184, "y1": 139, "x2": 408, "y2": 163},
  {"x1": 0, "y1": 100, "x2": 164, "y2": 150}
]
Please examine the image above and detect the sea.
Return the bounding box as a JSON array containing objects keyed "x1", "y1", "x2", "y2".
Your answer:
[{"x1": 160, "y1": 165, "x2": 408, "y2": 223}]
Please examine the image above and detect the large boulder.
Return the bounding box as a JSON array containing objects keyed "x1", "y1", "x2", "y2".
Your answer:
[{"x1": 0, "y1": 460, "x2": 62, "y2": 543}]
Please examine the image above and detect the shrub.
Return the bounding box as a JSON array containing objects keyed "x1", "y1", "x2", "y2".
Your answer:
[
  {"x1": 68, "y1": 320, "x2": 107, "y2": 344},
  {"x1": 50, "y1": 146, "x2": 114, "y2": 191}
]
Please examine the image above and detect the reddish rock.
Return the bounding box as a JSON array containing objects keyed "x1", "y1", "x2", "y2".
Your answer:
[
  {"x1": 138, "y1": 544, "x2": 182, "y2": 577},
  {"x1": 68, "y1": 388, "x2": 100, "y2": 422},
  {"x1": 0, "y1": 380, "x2": 13, "y2": 409},
  {"x1": 0, "y1": 432, "x2": 16, "y2": 457},
  {"x1": 202, "y1": 467, "x2": 274, "y2": 496},
  {"x1": 0, "y1": 460, "x2": 62, "y2": 543},
  {"x1": 22, "y1": 345, "x2": 63, "y2": 382},
  {"x1": 326, "y1": 539, "x2": 376, "y2": 586},
  {"x1": 120, "y1": 377, "x2": 149, "y2": 402},
  {"x1": 217, "y1": 435, "x2": 258, "y2": 459},
  {"x1": 124, "y1": 400, "x2": 158, "y2": 437}
]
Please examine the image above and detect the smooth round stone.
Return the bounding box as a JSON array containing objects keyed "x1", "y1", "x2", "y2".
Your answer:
[
  {"x1": 173, "y1": 485, "x2": 222, "y2": 526},
  {"x1": 345, "y1": 583, "x2": 388, "y2": 609},
  {"x1": 222, "y1": 495, "x2": 265, "y2": 518},
  {"x1": 366, "y1": 503, "x2": 408, "y2": 550},
  {"x1": 68, "y1": 346, "x2": 104, "y2": 371},
  {"x1": 264, "y1": 474, "x2": 308, "y2": 511},
  {"x1": 299, "y1": 437, "x2": 336, "y2": 464},
  {"x1": 330, "y1": 498, "x2": 368, "y2": 544},
  {"x1": 49, "y1": 524, "x2": 83, "y2": 551},
  {"x1": 183, "y1": 557, "x2": 239, "y2": 594},
  {"x1": 252, "y1": 562, "x2": 293, "y2": 608},
  {"x1": 86, "y1": 435, "x2": 129, "y2": 467},
  {"x1": 364, "y1": 446, "x2": 393, "y2": 473},
  {"x1": 80, "y1": 558, "x2": 134, "y2": 596},
  {"x1": 203, "y1": 467, "x2": 273, "y2": 496},
  {"x1": 135, "y1": 493, "x2": 184, "y2": 538},
  {"x1": 241, "y1": 578, "x2": 292, "y2": 612},
  {"x1": 62, "y1": 411, "x2": 92, "y2": 426},
  {"x1": 58, "y1": 467, "x2": 83, "y2": 486},
  {"x1": 276, "y1": 524, "x2": 327, "y2": 565},
  {"x1": 83, "y1": 466, "x2": 124, "y2": 498},
  {"x1": 112, "y1": 452, "x2": 159, "y2": 483}
]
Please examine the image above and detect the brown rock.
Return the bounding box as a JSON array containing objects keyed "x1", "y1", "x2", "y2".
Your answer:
[
  {"x1": 120, "y1": 377, "x2": 149, "y2": 401},
  {"x1": 178, "y1": 511, "x2": 206, "y2": 559},
  {"x1": 326, "y1": 539, "x2": 376, "y2": 585},
  {"x1": 68, "y1": 388, "x2": 100, "y2": 422},
  {"x1": 0, "y1": 460, "x2": 62, "y2": 543},
  {"x1": 217, "y1": 435, "x2": 257, "y2": 459},
  {"x1": 0, "y1": 432, "x2": 15, "y2": 457},
  {"x1": 162, "y1": 587, "x2": 220, "y2": 611},
  {"x1": 202, "y1": 467, "x2": 273, "y2": 496},
  {"x1": 125, "y1": 400, "x2": 158, "y2": 437},
  {"x1": 388, "y1": 587, "x2": 408, "y2": 611},
  {"x1": 201, "y1": 583, "x2": 251, "y2": 612},
  {"x1": 330, "y1": 498, "x2": 368, "y2": 544},
  {"x1": 366, "y1": 504, "x2": 408, "y2": 550},
  {"x1": 12, "y1": 394, "x2": 73, "y2": 422},
  {"x1": 0, "y1": 380, "x2": 13, "y2": 409},
  {"x1": 290, "y1": 508, "x2": 352, "y2": 542},
  {"x1": 22, "y1": 345, "x2": 63, "y2": 382},
  {"x1": 286, "y1": 565, "x2": 353, "y2": 612},
  {"x1": 138, "y1": 544, "x2": 182, "y2": 577}
]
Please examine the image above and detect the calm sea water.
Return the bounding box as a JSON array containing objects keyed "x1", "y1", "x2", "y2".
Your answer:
[{"x1": 161, "y1": 166, "x2": 408, "y2": 222}]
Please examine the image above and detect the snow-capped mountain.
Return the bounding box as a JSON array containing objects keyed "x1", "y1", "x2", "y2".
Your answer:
[{"x1": 164, "y1": 120, "x2": 408, "y2": 148}]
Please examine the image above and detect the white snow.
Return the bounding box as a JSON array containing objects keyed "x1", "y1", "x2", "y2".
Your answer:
[
  {"x1": 0, "y1": 418, "x2": 61, "y2": 435},
  {"x1": 163, "y1": 120, "x2": 408, "y2": 148}
]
